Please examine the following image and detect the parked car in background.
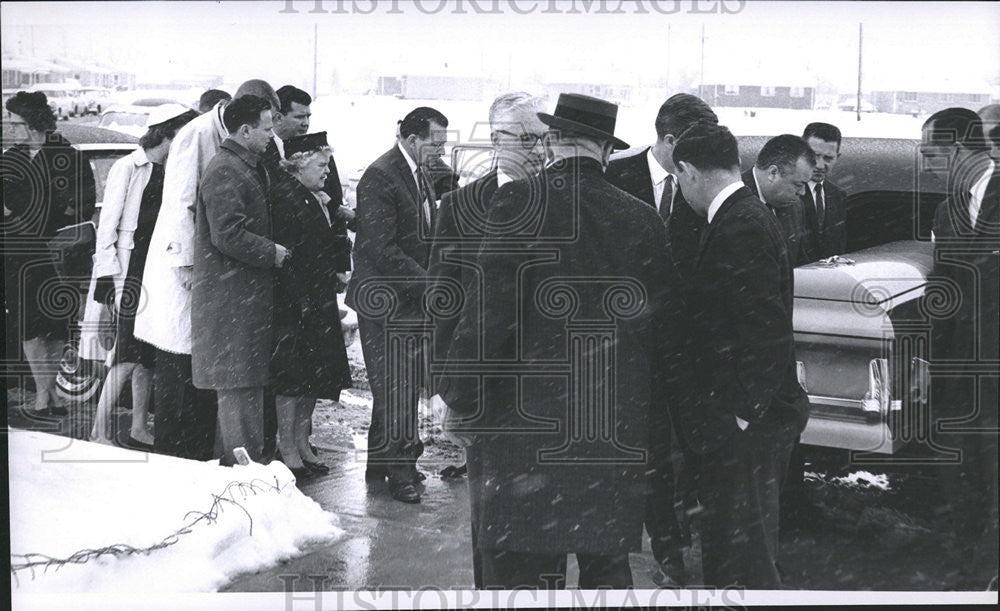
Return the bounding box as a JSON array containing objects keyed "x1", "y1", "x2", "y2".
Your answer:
[
  {"x1": 3, "y1": 123, "x2": 139, "y2": 404},
  {"x1": 451, "y1": 135, "x2": 947, "y2": 458},
  {"x1": 27, "y1": 82, "x2": 82, "y2": 119},
  {"x1": 97, "y1": 104, "x2": 155, "y2": 138},
  {"x1": 78, "y1": 87, "x2": 113, "y2": 115}
]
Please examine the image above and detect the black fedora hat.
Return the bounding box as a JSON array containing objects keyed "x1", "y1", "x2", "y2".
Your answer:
[{"x1": 537, "y1": 93, "x2": 629, "y2": 150}]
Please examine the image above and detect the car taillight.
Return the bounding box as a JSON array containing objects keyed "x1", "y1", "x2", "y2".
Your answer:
[
  {"x1": 862, "y1": 358, "x2": 891, "y2": 415},
  {"x1": 910, "y1": 357, "x2": 930, "y2": 405}
]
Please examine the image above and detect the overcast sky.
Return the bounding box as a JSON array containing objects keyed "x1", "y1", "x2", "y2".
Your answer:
[{"x1": 3, "y1": 1, "x2": 998, "y2": 94}]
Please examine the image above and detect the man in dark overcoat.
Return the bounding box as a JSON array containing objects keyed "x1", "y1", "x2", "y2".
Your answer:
[
  {"x1": 428, "y1": 91, "x2": 547, "y2": 588},
  {"x1": 347, "y1": 107, "x2": 449, "y2": 503},
  {"x1": 435, "y1": 93, "x2": 679, "y2": 589},
  {"x1": 191, "y1": 95, "x2": 290, "y2": 466},
  {"x1": 672, "y1": 123, "x2": 810, "y2": 588},
  {"x1": 604, "y1": 93, "x2": 719, "y2": 585},
  {"x1": 922, "y1": 108, "x2": 999, "y2": 589}
]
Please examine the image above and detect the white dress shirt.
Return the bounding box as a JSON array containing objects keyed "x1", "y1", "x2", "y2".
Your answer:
[
  {"x1": 497, "y1": 168, "x2": 514, "y2": 188},
  {"x1": 751, "y1": 166, "x2": 769, "y2": 206},
  {"x1": 397, "y1": 142, "x2": 431, "y2": 225},
  {"x1": 969, "y1": 160, "x2": 995, "y2": 227},
  {"x1": 647, "y1": 148, "x2": 673, "y2": 213},
  {"x1": 273, "y1": 134, "x2": 285, "y2": 159},
  {"x1": 707, "y1": 180, "x2": 745, "y2": 224}
]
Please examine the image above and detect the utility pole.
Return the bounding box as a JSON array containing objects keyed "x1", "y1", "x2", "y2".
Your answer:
[
  {"x1": 699, "y1": 23, "x2": 705, "y2": 98},
  {"x1": 666, "y1": 23, "x2": 671, "y2": 93},
  {"x1": 856, "y1": 23, "x2": 863, "y2": 122},
  {"x1": 312, "y1": 23, "x2": 318, "y2": 99}
]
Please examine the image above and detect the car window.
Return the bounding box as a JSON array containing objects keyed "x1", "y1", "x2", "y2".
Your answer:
[
  {"x1": 87, "y1": 152, "x2": 129, "y2": 204},
  {"x1": 98, "y1": 112, "x2": 148, "y2": 129}
]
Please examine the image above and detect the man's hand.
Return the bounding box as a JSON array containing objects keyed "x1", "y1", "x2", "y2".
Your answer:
[
  {"x1": 173, "y1": 265, "x2": 194, "y2": 291},
  {"x1": 275, "y1": 244, "x2": 290, "y2": 268},
  {"x1": 334, "y1": 205, "x2": 356, "y2": 222},
  {"x1": 430, "y1": 394, "x2": 474, "y2": 448}
]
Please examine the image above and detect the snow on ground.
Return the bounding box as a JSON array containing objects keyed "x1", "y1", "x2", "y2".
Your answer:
[{"x1": 9, "y1": 430, "x2": 343, "y2": 593}]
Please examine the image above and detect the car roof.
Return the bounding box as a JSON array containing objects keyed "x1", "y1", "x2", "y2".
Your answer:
[
  {"x1": 100, "y1": 105, "x2": 152, "y2": 115},
  {"x1": 57, "y1": 124, "x2": 140, "y2": 145}
]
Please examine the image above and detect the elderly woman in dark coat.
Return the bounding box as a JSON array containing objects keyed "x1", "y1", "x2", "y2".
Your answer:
[
  {"x1": 2, "y1": 91, "x2": 96, "y2": 415},
  {"x1": 270, "y1": 132, "x2": 353, "y2": 476}
]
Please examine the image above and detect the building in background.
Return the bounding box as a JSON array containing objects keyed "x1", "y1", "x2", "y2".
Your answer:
[
  {"x1": 541, "y1": 69, "x2": 636, "y2": 106},
  {"x1": 870, "y1": 79, "x2": 993, "y2": 115},
  {"x1": 375, "y1": 74, "x2": 501, "y2": 101},
  {"x1": 699, "y1": 82, "x2": 816, "y2": 110}
]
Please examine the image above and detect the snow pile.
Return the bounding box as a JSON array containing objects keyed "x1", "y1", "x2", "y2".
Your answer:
[
  {"x1": 831, "y1": 470, "x2": 892, "y2": 491},
  {"x1": 9, "y1": 430, "x2": 343, "y2": 593}
]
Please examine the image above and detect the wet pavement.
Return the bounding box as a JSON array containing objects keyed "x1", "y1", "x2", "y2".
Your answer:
[{"x1": 221, "y1": 444, "x2": 664, "y2": 592}]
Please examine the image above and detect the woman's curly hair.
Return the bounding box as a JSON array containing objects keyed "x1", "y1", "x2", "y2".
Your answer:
[
  {"x1": 5, "y1": 91, "x2": 57, "y2": 133},
  {"x1": 279, "y1": 145, "x2": 332, "y2": 173}
]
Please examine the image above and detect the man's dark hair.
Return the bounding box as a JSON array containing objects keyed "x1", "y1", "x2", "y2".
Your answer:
[
  {"x1": 276, "y1": 85, "x2": 312, "y2": 114},
  {"x1": 399, "y1": 106, "x2": 448, "y2": 139},
  {"x1": 139, "y1": 109, "x2": 198, "y2": 149},
  {"x1": 672, "y1": 123, "x2": 739, "y2": 172},
  {"x1": 5, "y1": 91, "x2": 57, "y2": 132},
  {"x1": 923, "y1": 107, "x2": 988, "y2": 152},
  {"x1": 222, "y1": 94, "x2": 271, "y2": 133},
  {"x1": 654, "y1": 93, "x2": 718, "y2": 140},
  {"x1": 802, "y1": 122, "x2": 842, "y2": 149},
  {"x1": 756, "y1": 134, "x2": 817, "y2": 173},
  {"x1": 198, "y1": 89, "x2": 231, "y2": 113}
]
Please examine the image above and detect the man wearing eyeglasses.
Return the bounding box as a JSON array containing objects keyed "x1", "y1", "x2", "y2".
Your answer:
[{"x1": 428, "y1": 92, "x2": 547, "y2": 586}]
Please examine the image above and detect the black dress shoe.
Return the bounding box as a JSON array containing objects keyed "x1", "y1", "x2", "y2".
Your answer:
[
  {"x1": 304, "y1": 460, "x2": 330, "y2": 474},
  {"x1": 123, "y1": 436, "x2": 155, "y2": 452},
  {"x1": 388, "y1": 479, "x2": 421, "y2": 503},
  {"x1": 365, "y1": 466, "x2": 388, "y2": 481},
  {"x1": 440, "y1": 463, "x2": 467, "y2": 478}
]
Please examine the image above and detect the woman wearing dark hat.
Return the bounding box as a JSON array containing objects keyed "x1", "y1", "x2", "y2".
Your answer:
[
  {"x1": 2, "y1": 91, "x2": 96, "y2": 415},
  {"x1": 84, "y1": 104, "x2": 198, "y2": 448},
  {"x1": 270, "y1": 131, "x2": 353, "y2": 477}
]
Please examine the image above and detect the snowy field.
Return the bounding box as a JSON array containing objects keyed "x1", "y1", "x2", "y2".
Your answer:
[
  {"x1": 306, "y1": 94, "x2": 927, "y2": 182},
  {"x1": 9, "y1": 430, "x2": 343, "y2": 594}
]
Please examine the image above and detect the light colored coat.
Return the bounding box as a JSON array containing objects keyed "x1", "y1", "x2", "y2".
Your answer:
[
  {"x1": 133, "y1": 102, "x2": 227, "y2": 354},
  {"x1": 80, "y1": 148, "x2": 153, "y2": 363}
]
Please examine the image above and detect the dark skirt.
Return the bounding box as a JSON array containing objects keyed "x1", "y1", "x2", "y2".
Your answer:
[{"x1": 269, "y1": 305, "x2": 353, "y2": 400}]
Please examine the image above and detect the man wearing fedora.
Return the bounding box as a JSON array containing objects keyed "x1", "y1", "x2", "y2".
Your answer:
[{"x1": 434, "y1": 93, "x2": 680, "y2": 588}]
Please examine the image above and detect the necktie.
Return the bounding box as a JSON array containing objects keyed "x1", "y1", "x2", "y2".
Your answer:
[
  {"x1": 659, "y1": 175, "x2": 674, "y2": 224},
  {"x1": 415, "y1": 168, "x2": 432, "y2": 227},
  {"x1": 814, "y1": 183, "x2": 825, "y2": 233}
]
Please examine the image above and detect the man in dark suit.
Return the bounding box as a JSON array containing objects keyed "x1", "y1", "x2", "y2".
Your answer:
[
  {"x1": 605, "y1": 93, "x2": 718, "y2": 585},
  {"x1": 743, "y1": 134, "x2": 816, "y2": 267},
  {"x1": 672, "y1": 123, "x2": 810, "y2": 588},
  {"x1": 347, "y1": 107, "x2": 448, "y2": 503},
  {"x1": 606, "y1": 93, "x2": 718, "y2": 283},
  {"x1": 800, "y1": 122, "x2": 848, "y2": 262},
  {"x1": 434, "y1": 93, "x2": 679, "y2": 589},
  {"x1": 922, "y1": 108, "x2": 999, "y2": 589},
  {"x1": 428, "y1": 91, "x2": 547, "y2": 588}
]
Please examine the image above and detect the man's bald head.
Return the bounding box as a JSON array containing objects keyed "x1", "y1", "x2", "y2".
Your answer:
[{"x1": 235, "y1": 79, "x2": 279, "y2": 111}]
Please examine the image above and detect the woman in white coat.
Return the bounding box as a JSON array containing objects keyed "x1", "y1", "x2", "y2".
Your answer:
[{"x1": 84, "y1": 105, "x2": 197, "y2": 447}]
